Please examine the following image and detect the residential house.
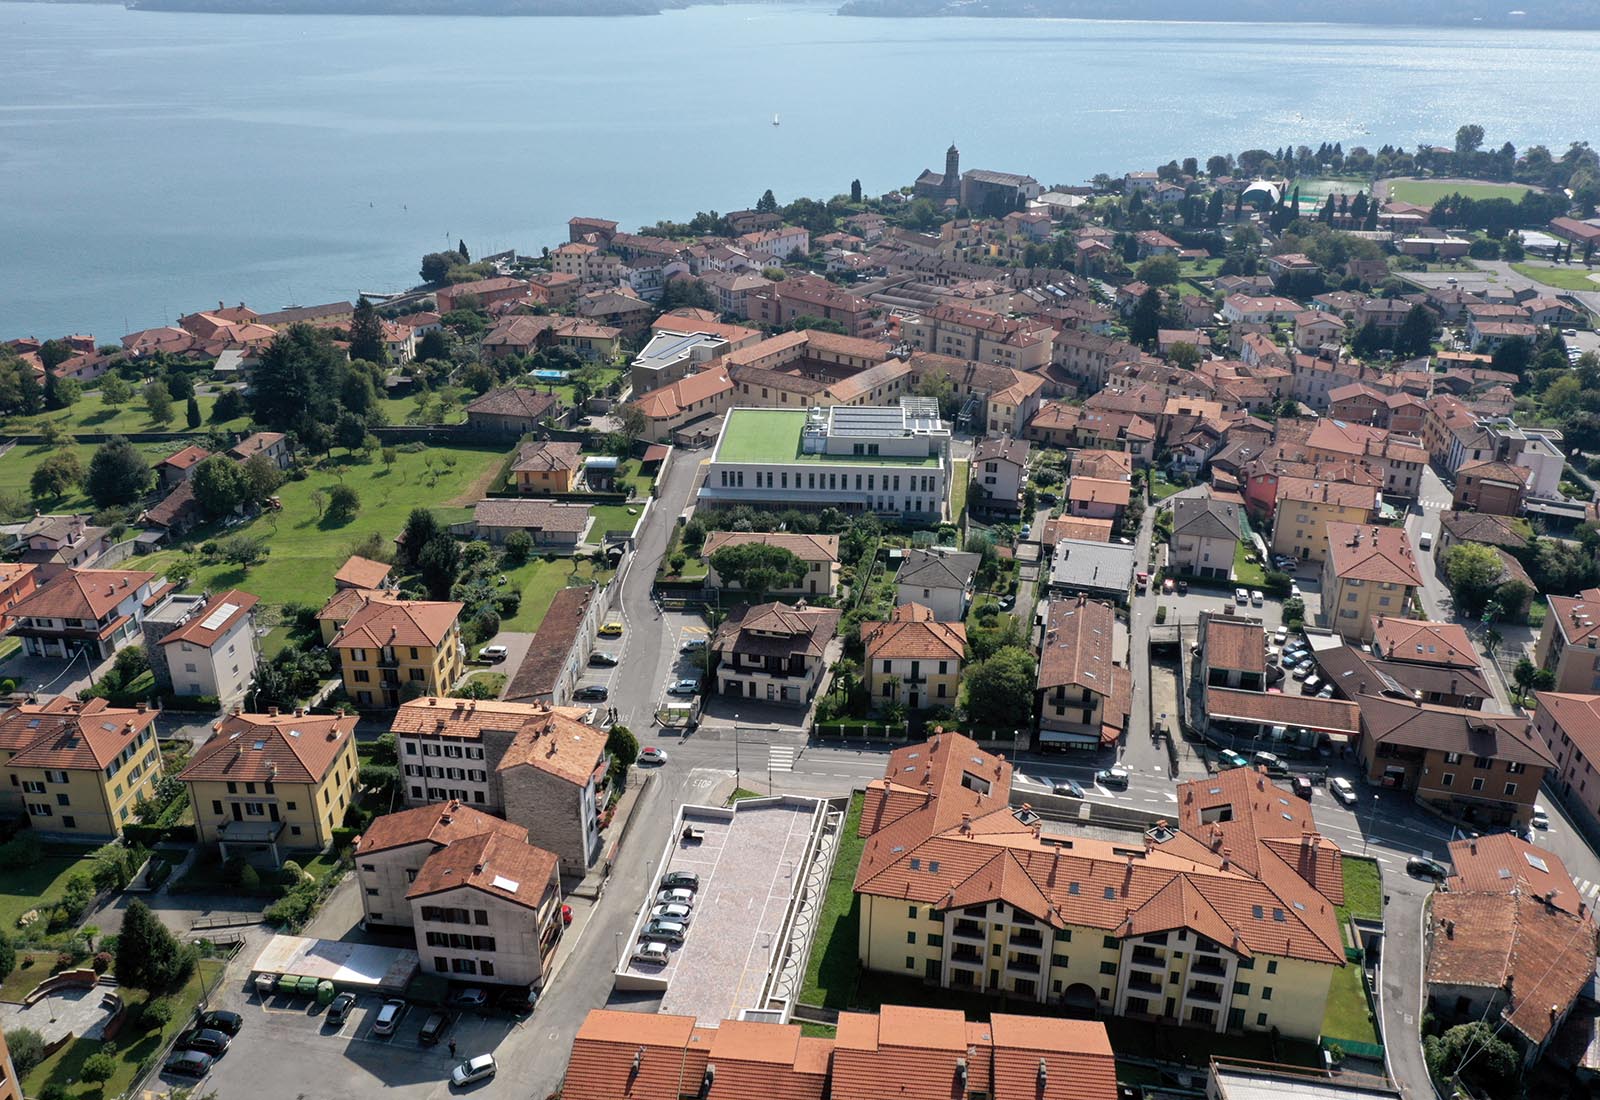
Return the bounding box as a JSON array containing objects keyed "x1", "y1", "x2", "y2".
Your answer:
[
  {"x1": 464, "y1": 386, "x2": 559, "y2": 438},
  {"x1": 751, "y1": 275, "x2": 883, "y2": 338},
  {"x1": 1220, "y1": 295, "x2": 1302, "y2": 325},
  {"x1": 435, "y1": 276, "x2": 531, "y2": 314},
  {"x1": 1048, "y1": 539, "x2": 1137, "y2": 605},
  {"x1": 1170, "y1": 495, "x2": 1242, "y2": 580},
  {"x1": 901, "y1": 304, "x2": 1053, "y2": 372},
  {"x1": 156, "y1": 445, "x2": 211, "y2": 490},
  {"x1": 1327, "y1": 385, "x2": 1385, "y2": 425},
  {"x1": 702, "y1": 532, "x2": 841, "y2": 598},
  {"x1": 1533, "y1": 691, "x2": 1600, "y2": 840},
  {"x1": 1452, "y1": 460, "x2": 1529, "y2": 516},
  {"x1": 738, "y1": 226, "x2": 811, "y2": 263},
  {"x1": 141, "y1": 483, "x2": 204, "y2": 538},
  {"x1": 1269, "y1": 480, "x2": 1380, "y2": 564},
  {"x1": 852, "y1": 735, "x2": 1346, "y2": 1038},
  {"x1": 504, "y1": 587, "x2": 604, "y2": 707},
  {"x1": 1428, "y1": 834, "x2": 1598, "y2": 1067},
  {"x1": 354, "y1": 800, "x2": 529, "y2": 928},
  {"x1": 711, "y1": 601, "x2": 841, "y2": 707},
  {"x1": 1292, "y1": 310, "x2": 1346, "y2": 352},
  {"x1": 1317, "y1": 644, "x2": 1490, "y2": 711},
  {"x1": 575, "y1": 289, "x2": 655, "y2": 339},
  {"x1": 1320, "y1": 523, "x2": 1422, "y2": 642},
  {"x1": 1042, "y1": 516, "x2": 1114, "y2": 549},
  {"x1": 1356, "y1": 298, "x2": 1411, "y2": 331},
  {"x1": 0, "y1": 564, "x2": 38, "y2": 633},
  {"x1": 1436, "y1": 510, "x2": 1530, "y2": 557},
  {"x1": 18, "y1": 514, "x2": 109, "y2": 580},
  {"x1": 895, "y1": 550, "x2": 979, "y2": 623},
  {"x1": 1, "y1": 697, "x2": 161, "y2": 839},
  {"x1": 148, "y1": 589, "x2": 260, "y2": 705},
  {"x1": 1352, "y1": 694, "x2": 1551, "y2": 827},
  {"x1": 180, "y1": 708, "x2": 358, "y2": 865},
  {"x1": 629, "y1": 329, "x2": 731, "y2": 394},
  {"x1": 408, "y1": 827, "x2": 564, "y2": 988},
  {"x1": 632, "y1": 368, "x2": 734, "y2": 442},
  {"x1": 7, "y1": 567, "x2": 161, "y2": 661},
  {"x1": 1036, "y1": 596, "x2": 1130, "y2": 749},
  {"x1": 972, "y1": 437, "x2": 1030, "y2": 516},
  {"x1": 227, "y1": 431, "x2": 291, "y2": 470},
  {"x1": 1468, "y1": 319, "x2": 1539, "y2": 353},
  {"x1": 861, "y1": 603, "x2": 965, "y2": 711},
  {"x1": 1197, "y1": 613, "x2": 1266, "y2": 693},
  {"x1": 1536, "y1": 589, "x2": 1600, "y2": 693},
  {"x1": 330, "y1": 597, "x2": 465, "y2": 708},
  {"x1": 1064, "y1": 477, "x2": 1130, "y2": 524},
  {"x1": 334, "y1": 556, "x2": 396, "y2": 593},
  {"x1": 510, "y1": 441, "x2": 583, "y2": 495},
  {"x1": 461, "y1": 499, "x2": 592, "y2": 551}
]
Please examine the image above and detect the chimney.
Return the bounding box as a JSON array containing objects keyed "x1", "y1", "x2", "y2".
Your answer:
[
  {"x1": 1037, "y1": 1059, "x2": 1048, "y2": 1088},
  {"x1": 136, "y1": 702, "x2": 147, "y2": 714},
  {"x1": 631, "y1": 1048, "x2": 644, "y2": 1076},
  {"x1": 268, "y1": 706, "x2": 280, "y2": 717}
]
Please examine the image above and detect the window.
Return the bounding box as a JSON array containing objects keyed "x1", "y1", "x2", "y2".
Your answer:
[
  {"x1": 1445, "y1": 752, "x2": 1462, "y2": 764},
  {"x1": 906, "y1": 956, "x2": 916, "y2": 971},
  {"x1": 55, "y1": 793, "x2": 69, "y2": 807},
  {"x1": 907, "y1": 931, "x2": 917, "y2": 945},
  {"x1": 1504, "y1": 782, "x2": 1517, "y2": 797},
  {"x1": 1233, "y1": 982, "x2": 1250, "y2": 996},
  {"x1": 1257, "y1": 1012, "x2": 1268, "y2": 1027},
  {"x1": 1099, "y1": 961, "x2": 1117, "y2": 975},
  {"x1": 474, "y1": 909, "x2": 489, "y2": 926},
  {"x1": 1472, "y1": 777, "x2": 1485, "y2": 792},
  {"x1": 212, "y1": 800, "x2": 223, "y2": 815},
  {"x1": 1266, "y1": 961, "x2": 1277, "y2": 974},
  {"x1": 365, "y1": 887, "x2": 379, "y2": 897},
  {"x1": 1052, "y1": 953, "x2": 1069, "y2": 968},
  {"x1": 1441, "y1": 773, "x2": 1454, "y2": 788},
  {"x1": 1103, "y1": 936, "x2": 1118, "y2": 949},
  {"x1": 61, "y1": 815, "x2": 75, "y2": 829},
  {"x1": 1261, "y1": 987, "x2": 1272, "y2": 1000}
]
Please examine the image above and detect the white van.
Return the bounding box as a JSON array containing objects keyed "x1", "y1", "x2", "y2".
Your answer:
[{"x1": 1418, "y1": 531, "x2": 1433, "y2": 551}]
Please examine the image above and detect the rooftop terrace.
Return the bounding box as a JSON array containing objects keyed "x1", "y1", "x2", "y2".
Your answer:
[{"x1": 714, "y1": 408, "x2": 941, "y2": 467}]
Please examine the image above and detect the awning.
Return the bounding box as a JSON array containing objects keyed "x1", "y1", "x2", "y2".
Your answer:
[{"x1": 1039, "y1": 728, "x2": 1099, "y2": 747}]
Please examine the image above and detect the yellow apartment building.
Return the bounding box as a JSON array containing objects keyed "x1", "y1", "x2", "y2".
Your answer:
[
  {"x1": 180, "y1": 709, "x2": 359, "y2": 865},
  {"x1": 1320, "y1": 523, "x2": 1423, "y2": 643},
  {"x1": 1268, "y1": 478, "x2": 1380, "y2": 564},
  {"x1": 1, "y1": 698, "x2": 161, "y2": 839},
  {"x1": 331, "y1": 598, "x2": 465, "y2": 708},
  {"x1": 860, "y1": 603, "x2": 965, "y2": 710}
]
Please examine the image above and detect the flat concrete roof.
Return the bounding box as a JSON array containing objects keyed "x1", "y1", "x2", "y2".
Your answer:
[
  {"x1": 251, "y1": 934, "x2": 419, "y2": 992},
  {"x1": 617, "y1": 797, "x2": 824, "y2": 1024}
]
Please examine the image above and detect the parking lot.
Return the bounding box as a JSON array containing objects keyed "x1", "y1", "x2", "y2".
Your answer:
[{"x1": 174, "y1": 981, "x2": 520, "y2": 1099}]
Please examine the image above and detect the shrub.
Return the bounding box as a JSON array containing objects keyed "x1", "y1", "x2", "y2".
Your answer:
[
  {"x1": 239, "y1": 864, "x2": 261, "y2": 890},
  {"x1": 6, "y1": 1027, "x2": 46, "y2": 1076},
  {"x1": 0, "y1": 931, "x2": 12, "y2": 981},
  {"x1": 55, "y1": 951, "x2": 75, "y2": 972},
  {"x1": 0, "y1": 833, "x2": 43, "y2": 870},
  {"x1": 40, "y1": 1085, "x2": 67, "y2": 1100},
  {"x1": 80, "y1": 1051, "x2": 117, "y2": 1084},
  {"x1": 140, "y1": 996, "x2": 175, "y2": 1030},
  {"x1": 92, "y1": 951, "x2": 113, "y2": 973},
  {"x1": 280, "y1": 860, "x2": 308, "y2": 886}
]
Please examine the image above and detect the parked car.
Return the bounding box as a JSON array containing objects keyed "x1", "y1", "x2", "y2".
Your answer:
[
  {"x1": 1291, "y1": 776, "x2": 1313, "y2": 800},
  {"x1": 652, "y1": 903, "x2": 693, "y2": 923},
  {"x1": 178, "y1": 1028, "x2": 230, "y2": 1056},
  {"x1": 1418, "y1": 531, "x2": 1433, "y2": 551},
  {"x1": 1316, "y1": 686, "x2": 1334, "y2": 699},
  {"x1": 657, "y1": 888, "x2": 695, "y2": 906},
  {"x1": 1094, "y1": 766, "x2": 1130, "y2": 789},
  {"x1": 419, "y1": 1012, "x2": 451, "y2": 1045},
  {"x1": 1234, "y1": 588, "x2": 1249, "y2": 604},
  {"x1": 1302, "y1": 675, "x2": 1322, "y2": 693},
  {"x1": 1162, "y1": 577, "x2": 1175, "y2": 594},
  {"x1": 373, "y1": 999, "x2": 407, "y2": 1035},
  {"x1": 326, "y1": 991, "x2": 357, "y2": 1025},
  {"x1": 164, "y1": 1051, "x2": 213, "y2": 1078},
  {"x1": 452, "y1": 1054, "x2": 498, "y2": 1088},
  {"x1": 197, "y1": 1010, "x2": 243, "y2": 1035},
  {"x1": 1136, "y1": 572, "x2": 1149, "y2": 592},
  {"x1": 598, "y1": 621, "x2": 624, "y2": 638},
  {"x1": 1407, "y1": 856, "x2": 1449, "y2": 881},
  {"x1": 643, "y1": 919, "x2": 688, "y2": 943},
  {"x1": 1290, "y1": 583, "x2": 1302, "y2": 599},
  {"x1": 1532, "y1": 805, "x2": 1551, "y2": 830},
  {"x1": 667, "y1": 678, "x2": 700, "y2": 696},
  {"x1": 1052, "y1": 779, "x2": 1087, "y2": 799},
  {"x1": 1177, "y1": 580, "x2": 1188, "y2": 595},
  {"x1": 1250, "y1": 590, "x2": 1264, "y2": 606},
  {"x1": 1020, "y1": 524, "x2": 1032, "y2": 539},
  {"x1": 477, "y1": 645, "x2": 508, "y2": 663},
  {"x1": 1292, "y1": 665, "x2": 1314, "y2": 682},
  {"x1": 1272, "y1": 628, "x2": 1288, "y2": 645},
  {"x1": 639, "y1": 747, "x2": 669, "y2": 765},
  {"x1": 661, "y1": 871, "x2": 700, "y2": 891},
  {"x1": 573, "y1": 684, "x2": 609, "y2": 701},
  {"x1": 1218, "y1": 750, "x2": 1250, "y2": 770},
  {"x1": 680, "y1": 638, "x2": 707, "y2": 652},
  {"x1": 1252, "y1": 751, "x2": 1283, "y2": 770},
  {"x1": 450, "y1": 988, "x2": 488, "y2": 1008},
  {"x1": 1329, "y1": 777, "x2": 1357, "y2": 806},
  {"x1": 633, "y1": 942, "x2": 670, "y2": 966},
  {"x1": 588, "y1": 651, "x2": 619, "y2": 667}
]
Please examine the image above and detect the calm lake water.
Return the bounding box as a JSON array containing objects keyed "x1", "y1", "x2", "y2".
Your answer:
[{"x1": 2, "y1": 0, "x2": 1598, "y2": 340}]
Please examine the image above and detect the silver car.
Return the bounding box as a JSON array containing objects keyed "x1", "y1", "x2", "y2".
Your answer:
[
  {"x1": 651, "y1": 903, "x2": 692, "y2": 923},
  {"x1": 643, "y1": 919, "x2": 688, "y2": 943},
  {"x1": 451, "y1": 1054, "x2": 497, "y2": 1087},
  {"x1": 657, "y1": 888, "x2": 694, "y2": 906}
]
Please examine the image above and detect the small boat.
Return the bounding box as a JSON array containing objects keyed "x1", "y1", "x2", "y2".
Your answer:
[{"x1": 772, "y1": 113, "x2": 780, "y2": 127}]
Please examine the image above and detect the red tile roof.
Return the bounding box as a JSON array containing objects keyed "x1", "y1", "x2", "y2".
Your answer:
[
  {"x1": 861, "y1": 603, "x2": 966, "y2": 662},
  {"x1": 406, "y1": 829, "x2": 559, "y2": 912},
  {"x1": 5, "y1": 698, "x2": 158, "y2": 771},
  {"x1": 10, "y1": 568, "x2": 156, "y2": 622},
  {"x1": 333, "y1": 556, "x2": 393, "y2": 590},
  {"x1": 158, "y1": 444, "x2": 211, "y2": 471},
  {"x1": 1325, "y1": 522, "x2": 1422, "y2": 586},
  {"x1": 331, "y1": 597, "x2": 461, "y2": 650},
  {"x1": 179, "y1": 710, "x2": 354, "y2": 785},
  {"x1": 1371, "y1": 618, "x2": 1478, "y2": 669},
  {"x1": 356, "y1": 799, "x2": 528, "y2": 856},
  {"x1": 158, "y1": 590, "x2": 259, "y2": 650},
  {"x1": 1447, "y1": 834, "x2": 1581, "y2": 915}
]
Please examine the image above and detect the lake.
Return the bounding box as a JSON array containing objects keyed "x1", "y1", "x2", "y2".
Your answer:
[{"x1": 2, "y1": 0, "x2": 1597, "y2": 340}]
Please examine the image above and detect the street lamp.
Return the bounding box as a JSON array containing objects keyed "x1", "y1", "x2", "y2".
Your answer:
[
  {"x1": 733, "y1": 712, "x2": 741, "y2": 789},
  {"x1": 1363, "y1": 793, "x2": 1380, "y2": 856}
]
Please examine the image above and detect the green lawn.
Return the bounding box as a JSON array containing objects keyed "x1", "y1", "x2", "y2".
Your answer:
[
  {"x1": 716, "y1": 409, "x2": 936, "y2": 467},
  {"x1": 800, "y1": 792, "x2": 865, "y2": 1008},
  {"x1": 0, "y1": 440, "x2": 175, "y2": 517},
  {"x1": 3, "y1": 389, "x2": 251, "y2": 438},
  {"x1": 497, "y1": 558, "x2": 611, "y2": 633},
  {"x1": 1338, "y1": 855, "x2": 1383, "y2": 925},
  {"x1": 951, "y1": 459, "x2": 969, "y2": 521},
  {"x1": 1322, "y1": 956, "x2": 1381, "y2": 1046},
  {"x1": 1232, "y1": 541, "x2": 1267, "y2": 587},
  {"x1": 1510, "y1": 263, "x2": 1600, "y2": 292},
  {"x1": 457, "y1": 670, "x2": 507, "y2": 697},
  {"x1": 592, "y1": 503, "x2": 642, "y2": 540},
  {"x1": 24, "y1": 957, "x2": 225, "y2": 1100},
  {"x1": 0, "y1": 847, "x2": 101, "y2": 931},
  {"x1": 1386, "y1": 179, "x2": 1532, "y2": 205},
  {"x1": 137, "y1": 445, "x2": 505, "y2": 608},
  {"x1": 799, "y1": 1022, "x2": 837, "y2": 1039},
  {"x1": 0, "y1": 951, "x2": 58, "y2": 1002},
  {"x1": 1148, "y1": 473, "x2": 1181, "y2": 502}
]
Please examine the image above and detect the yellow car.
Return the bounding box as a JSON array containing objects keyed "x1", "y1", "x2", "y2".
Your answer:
[{"x1": 598, "y1": 621, "x2": 624, "y2": 638}]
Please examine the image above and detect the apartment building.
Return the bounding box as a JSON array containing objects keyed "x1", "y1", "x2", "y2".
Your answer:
[
  {"x1": 1451, "y1": 460, "x2": 1529, "y2": 516},
  {"x1": 1169, "y1": 496, "x2": 1242, "y2": 580},
  {"x1": 1, "y1": 698, "x2": 161, "y2": 839},
  {"x1": 699, "y1": 404, "x2": 951, "y2": 524},
  {"x1": 852, "y1": 734, "x2": 1346, "y2": 1040},
  {"x1": 1268, "y1": 479, "x2": 1383, "y2": 564},
  {"x1": 1531, "y1": 692, "x2": 1600, "y2": 840},
  {"x1": 354, "y1": 800, "x2": 530, "y2": 929},
  {"x1": 1533, "y1": 588, "x2": 1600, "y2": 693},
  {"x1": 895, "y1": 550, "x2": 979, "y2": 623},
  {"x1": 712, "y1": 601, "x2": 841, "y2": 707},
  {"x1": 17, "y1": 514, "x2": 109, "y2": 581},
  {"x1": 861, "y1": 603, "x2": 965, "y2": 710},
  {"x1": 702, "y1": 532, "x2": 841, "y2": 598},
  {"x1": 901, "y1": 304, "x2": 1054, "y2": 372},
  {"x1": 0, "y1": 564, "x2": 38, "y2": 633},
  {"x1": 971, "y1": 437, "x2": 1030, "y2": 516},
  {"x1": 509, "y1": 441, "x2": 584, "y2": 495},
  {"x1": 330, "y1": 597, "x2": 465, "y2": 708},
  {"x1": 148, "y1": 589, "x2": 260, "y2": 705},
  {"x1": 750, "y1": 275, "x2": 883, "y2": 338},
  {"x1": 180, "y1": 709, "x2": 358, "y2": 865},
  {"x1": 1036, "y1": 597, "x2": 1130, "y2": 750},
  {"x1": 7, "y1": 567, "x2": 162, "y2": 661},
  {"x1": 1320, "y1": 524, "x2": 1422, "y2": 642}
]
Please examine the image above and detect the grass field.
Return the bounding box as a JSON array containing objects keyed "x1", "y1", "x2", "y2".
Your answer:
[
  {"x1": 951, "y1": 459, "x2": 969, "y2": 522},
  {"x1": 800, "y1": 792, "x2": 864, "y2": 1008},
  {"x1": 0, "y1": 847, "x2": 101, "y2": 931},
  {"x1": 3, "y1": 389, "x2": 251, "y2": 438},
  {"x1": 1338, "y1": 855, "x2": 1383, "y2": 924},
  {"x1": 1511, "y1": 263, "x2": 1600, "y2": 292},
  {"x1": 0, "y1": 951, "x2": 59, "y2": 1002},
  {"x1": 1322, "y1": 958, "x2": 1381, "y2": 1046},
  {"x1": 1233, "y1": 541, "x2": 1266, "y2": 587},
  {"x1": 1385, "y1": 179, "x2": 1532, "y2": 205},
  {"x1": 1148, "y1": 472, "x2": 1182, "y2": 502},
  {"x1": 0, "y1": 440, "x2": 176, "y2": 516},
  {"x1": 137, "y1": 445, "x2": 505, "y2": 608},
  {"x1": 496, "y1": 558, "x2": 611, "y2": 633}
]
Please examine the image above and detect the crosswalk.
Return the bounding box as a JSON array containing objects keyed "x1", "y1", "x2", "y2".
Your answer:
[
  {"x1": 768, "y1": 746, "x2": 796, "y2": 773},
  {"x1": 1573, "y1": 875, "x2": 1600, "y2": 904}
]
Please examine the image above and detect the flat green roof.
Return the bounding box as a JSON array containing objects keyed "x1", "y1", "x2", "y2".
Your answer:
[{"x1": 715, "y1": 408, "x2": 940, "y2": 467}]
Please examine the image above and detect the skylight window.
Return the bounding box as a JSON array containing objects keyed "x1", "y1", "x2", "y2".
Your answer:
[
  {"x1": 252, "y1": 740, "x2": 266, "y2": 750},
  {"x1": 1272, "y1": 909, "x2": 1286, "y2": 922},
  {"x1": 1252, "y1": 905, "x2": 1264, "y2": 919},
  {"x1": 1525, "y1": 852, "x2": 1549, "y2": 873},
  {"x1": 929, "y1": 861, "x2": 940, "y2": 873},
  {"x1": 1068, "y1": 882, "x2": 1080, "y2": 895},
  {"x1": 1103, "y1": 887, "x2": 1115, "y2": 900},
  {"x1": 910, "y1": 858, "x2": 921, "y2": 871}
]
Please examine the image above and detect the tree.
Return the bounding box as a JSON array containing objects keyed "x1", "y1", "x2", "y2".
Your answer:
[
  {"x1": 502, "y1": 529, "x2": 534, "y2": 566},
  {"x1": 211, "y1": 386, "x2": 246, "y2": 422},
  {"x1": 115, "y1": 899, "x2": 194, "y2": 991},
  {"x1": 400, "y1": 508, "x2": 441, "y2": 567},
  {"x1": 1167, "y1": 341, "x2": 1202, "y2": 370},
  {"x1": 1135, "y1": 255, "x2": 1180, "y2": 286},
  {"x1": 240, "y1": 452, "x2": 285, "y2": 503},
  {"x1": 30, "y1": 451, "x2": 83, "y2": 502},
  {"x1": 80, "y1": 1052, "x2": 117, "y2": 1085},
  {"x1": 3, "y1": 1027, "x2": 44, "y2": 1077},
  {"x1": 217, "y1": 533, "x2": 269, "y2": 568},
  {"x1": 1443, "y1": 543, "x2": 1503, "y2": 617},
  {"x1": 458, "y1": 239, "x2": 470, "y2": 262},
  {"x1": 1512, "y1": 656, "x2": 1537, "y2": 701},
  {"x1": 0, "y1": 928, "x2": 14, "y2": 982},
  {"x1": 708, "y1": 543, "x2": 806, "y2": 602},
  {"x1": 325, "y1": 484, "x2": 360, "y2": 523},
  {"x1": 1350, "y1": 320, "x2": 1385, "y2": 359},
  {"x1": 185, "y1": 395, "x2": 201, "y2": 428},
  {"x1": 420, "y1": 251, "x2": 458, "y2": 284},
  {"x1": 191, "y1": 455, "x2": 250, "y2": 518},
  {"x1": 348, "y1": 295, "x2": 388, "y2": 366},
  {"x1": 99, "y1": 374, "x2": 133, "y2": 408},
  {"x1": 756, "y1": 189, "x2": 778, "y2": 214},
  {"x1": 1129, "y1": 286, "x2": 1164, "y2": 349},
  {"x1": 1455, "y1": 123, "x2": 1486, "y2": 158},
  {"x1": 1394, "y1": 304, "x2": 1436, "y2": 359},
  {"x1": 86, "y1": 437, "x2": 151, "y2": 507},
  {"x1": 1491, "y1": 335, "x2": 1532, "y2": 376},
  {"x1": 850, "y1": 178, "x2": 862, "y2": 203},
  {"x1": 143, "y1": 380, "x2": 173, "y2": 425},
  {"x1": 964, "y1": 646, "x2": 1035, "y2": 728},
  {"x1": 335, "y1": 410, "x2": 368, "y2": 453},
  {"x1": 1424, "y1": 1021, "x2": 1517, "y2": 1094},
  {"x1": 618, "y1": 403, "x2": 649, "y2": 442},
  {"x1": 417, "y1": 329, "x2": 449, "y2": 362},
  {"x1": 607, "y1": 724, "x2": 639, "y2": 767},
  {"x1": 418, "y1": 533, "x2": 460, "y2": 600}
]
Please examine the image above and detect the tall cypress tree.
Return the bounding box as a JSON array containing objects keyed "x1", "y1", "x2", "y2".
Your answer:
[{"x1": 347, "y1": 295, "x2": 388, "y2": 366}]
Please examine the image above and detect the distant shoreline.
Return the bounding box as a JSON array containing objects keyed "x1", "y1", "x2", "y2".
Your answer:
[{"x1": 838, "y1": 0, "x2": 1600, "y2": 30}]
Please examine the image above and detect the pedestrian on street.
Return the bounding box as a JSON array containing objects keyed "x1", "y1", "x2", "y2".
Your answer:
[{"x1": 448, "y1": 1040, "x2": 457, "y2": 1058}]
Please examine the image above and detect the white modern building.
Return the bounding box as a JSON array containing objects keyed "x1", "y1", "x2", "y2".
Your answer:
[{"x1": 698, "y1": 401, "x2": 951, "y2": 523}]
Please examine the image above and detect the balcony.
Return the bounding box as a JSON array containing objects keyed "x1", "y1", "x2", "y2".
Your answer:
[
  {"x1": 378, "y1": 651, "x2": 401, "y2": 669},
  {"x1": 1127, "y1": 974, "x2": 1163, "y2": 996},
  {"x1": 952, "y1": 921, "x2": 986, "y2": 942},
  {"x1": 1128, "y1": 950, "x2": 1165, "y2": 972},
  {"x1": 1186, "y1": 984, "x2": 1223, "y2": 1005},
  {"x1": 1191, "y1": 956, "x2": 1227, "y2": 978},
  {"x1": 1008, "y1": 930, "x2": 1044, "y2": 950},
  {"x1": 950, "y1": 946, "x2": 984, "y2": 966},
  {"x1": 1005, "y1": 956, "x2": 1040, "y2": 975}
]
